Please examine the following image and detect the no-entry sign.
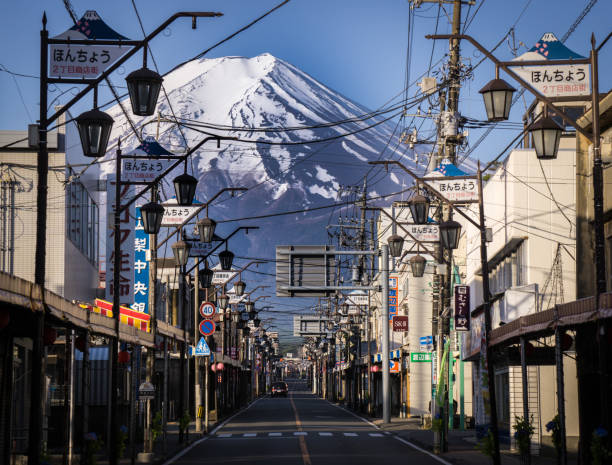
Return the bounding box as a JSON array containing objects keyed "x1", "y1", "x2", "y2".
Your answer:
[{"x1": 199, "y1": 319, "x2": 216, "y2": 336}]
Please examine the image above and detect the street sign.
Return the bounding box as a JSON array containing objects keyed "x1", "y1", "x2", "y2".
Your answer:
[
  {"x1": 411, "y1": 352, "x2": 432, "y2": 363},
  {"x1": 122, "y1": 158, "x2": 171, "y2": 183},
  {"x1": 405, "y1": 224, "x2": 439, "y2": 242},
  {"x1": 392, "y1": 316, "x2": 409, "y2": 332},
  {"x1": 189, "y1": 242, "x2": 214, "y2": 257},
  {"x1": 454, "y1": 285, "x2": 470, "y2": 331},
  {"x1": 160, "y1": 204, "x2": 201, "y2": 227},
  {"x1": 138, "y1": 381, "x2": 155, "y2": 400},
  {"x1": 390, "y1": 360, "x2": 400, "y2": 373},
  {"x1": 199, "y1": 301, "x2": 216, "y2": 318},
  {"x1": 199, "y1": 319, "x2": 216, "y2": 336},
  {"x1": 194, "y1": 337, "x2": 211, "y2": 356}
]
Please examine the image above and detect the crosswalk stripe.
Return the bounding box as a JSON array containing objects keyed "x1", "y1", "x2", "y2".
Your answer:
[
  {"x1": 269, "y1": 433, "x2": 282, "y2": 436},
  {"x1": 217, "y1": 433, "x2": 232, "y2": 438},
  {"x1": 343, "y1": 433, "x2": 358, "y2": 437},
  {"x1": 369, "y1": 433, "x2": 384, "y2": 437},
  {"x1": 243, "y1": 433, "x2": 256, "y2": 437},
  {"x1": 318, "y1": 432, "x2": 333, "y2": 436},
  {"x1": 294, "y1": 432, "x2": 308, "y2": 436}
]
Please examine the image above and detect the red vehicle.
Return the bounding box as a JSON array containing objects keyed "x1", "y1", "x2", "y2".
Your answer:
[{"x1": 271, "y1": 381, "x2": 288, "y2": 397}]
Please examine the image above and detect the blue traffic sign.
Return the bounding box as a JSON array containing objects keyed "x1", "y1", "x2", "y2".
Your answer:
[
  {"x1": 199, "y1": 319, "x2": 216, "y2": 336},
  {"x1": 194, "y1": 337, "x2": 211, "y2": 356}
]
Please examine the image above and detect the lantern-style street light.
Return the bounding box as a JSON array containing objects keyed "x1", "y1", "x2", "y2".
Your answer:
[
  {"x1": 234, "y1": 278, "x2": 246, "y2": 297},
  {"x1": 197, "y1": 217, "x2": 217, "y2": 243},
  {"x1": 217, "y1": 293, "x2": 229, "y2": 310},
  {"x1": 171, "y1": 240, "x2": 190, "y2": 266},
  {"x1": 529, "y1": 116, "x2": 563, "y2": 160},
  {"x1": 125, "y1": 67, "x2": 163, "y2": 116},
  {"x1": 244, "y1": 301, "x2": 254, "y2": 313},
  {"x1": 387, "y1": 234, "x2": 404, "y2": 258},
  {"x1": 173, "y1": 172, "x2": 198, "y2": 206},
  {"x1": 199, "y1": 260, "x2": 214, "y2": 289},
  {"x1": 75, "y1": 108, "x2": 114, "y2": 158},
  {"x1": 409, "y1": 254, "x2": 426, "y2": 278},
  {"x1": 253, "y1": 318, "x2": 261, "y2": 328},
  {"x1": 409, "y1": 194, "x2": 430, "y2": 225},
  {"x1": 439, "y1": 219, "x2": 462, "y2": 250},
  {"x1": 140, "y1": 201, "x2": 165, "y2": 234},
  {"x1": 219, "y1": 248, "x2": 235, "y2": 271},
  {"x1": 479, "y1": 77, "x2": 516, "y2": 122}
]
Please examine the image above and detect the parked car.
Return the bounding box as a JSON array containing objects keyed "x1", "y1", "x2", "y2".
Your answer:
[{"x1": 271, "y1": 381, "x2": 288, "y2": 397}]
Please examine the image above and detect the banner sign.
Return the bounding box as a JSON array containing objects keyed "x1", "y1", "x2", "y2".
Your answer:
[
  {"x1": 392, "y1": 316, "x2": 408, "y2": 332},
  {"x1": 454, "y1": 285, "x2": 470, "y2": 331},
  {"x1": 389, "y1": 276, "x2": 398, "y2": 321},
  {"x1": 131, "y1": 207, "x2": 149, "y2": 314},
  {"x1": 106, "y1": 178, "x2": 134, "y2": 305}
]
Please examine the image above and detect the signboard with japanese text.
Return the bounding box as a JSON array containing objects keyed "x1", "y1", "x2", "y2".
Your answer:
[
  {"x1": 106, "y1": 177, "x2": 134, "y2": 305},
  {"x1": 454, "y1": 285, "x2": 470, "y2": 331},
  {"x1": 189, "y1": 242, "x2": 214, "y2": 257},
  {"x1": 160, "y1": 203, "x2": 201, "y2": 227},
  {"x1": 392, "y1": 316, "x2": 408, "y2": 332},
  {"x1": 388, "y1": 276, "x2": 398, "y2": 321},
  {"x1": 510, "y1": 33, "x2": 590, "y2": 98},
  {"x1": 212, "y1": 267, "x2": 239, "y2": 285},
  {"x1": 411, "y1": 352, "x2": 432, "y2": 362},
  {"x1": 346, "y1": 291, "x2": 368, "y2": 314},
  {"x1": 121, "y1": 158, "x2": 171, "y2": 183},
  {"x1": 424, "y1": 178, "x2": 478, "y2": 202},
  {"x1": 50, "y1": 10, "x2": 131, "y2": 79},
  {"x1": 405, "y1": 224, "x2": 439, "y2": 242},
  {"x1": 131, "y1": 207, "x2": 149, "y2": 314}
]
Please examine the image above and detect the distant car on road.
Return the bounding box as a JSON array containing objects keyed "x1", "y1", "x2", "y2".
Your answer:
[{"x1": 271, "y1": 381, "x2": 288, "y2": 397}]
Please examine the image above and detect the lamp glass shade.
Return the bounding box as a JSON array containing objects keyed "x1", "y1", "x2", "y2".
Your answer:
[
  {"x1": 409, "y1": 194, "x2": 430, "y2": 224},
  {"x1": 387, "y1": 234, "x2": 405, "y2": 258},
  {"x1": 479, "y1": 78, "x2": 516, "y2": 122},
  {"x1": 125, "y1": 67, "x2": 163, "y2": 116},
  {"x1": 217, "y1": 294, "x2": 229, "y2": 310},
  {"x1": 232, "y1": 311, "x2": 240, "y2": 323},
  {"x1": 173, "y1": 173, "x2": 198, "y2": 206},
  {"x1": 244, "y1": 301, "x2": 254, "y2": 313},
  {"x1": 234, "y1": 280, "x2": 246, "y2": 297},
  {"x1": 410, "y1": 254, "x2": 426, "y2": 277},
  {"x1": 219, "y1": 249, "x2": 234, "y2": 271},
  {"x1": 253, "y1": 318, "x2": 261, "y2": 328},
  {"x1": 439, "y1": 220, "x2": 462, "y2": 250},
  {"x1": 75, "y1": 109, "x2": 114, "y2": 158},
  {"x1": 529, "y1": 116, "x2": 562, "y2": 160},
  {"x1": 197, "y1": 217, "x2": 216, "y2": 243},
  {"x1": 171, "y1": 240, "x2": 190, "y2": 266},
  {"x1": 140, "y1": 201, "x2": 165, "y2": 234},
  {"x1": 199, "y1": 265, "x2": 214, "y2": 289}
]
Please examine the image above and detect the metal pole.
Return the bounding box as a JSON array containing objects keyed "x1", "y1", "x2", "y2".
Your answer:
[
  {"x1": 553, "y1": 307, "x2": 567, "y2": 465},
  {"x1": 520, "y1": 337, "x2": 531, "y2": 465},
  {"x1": 129, "y1": 347, "x2": 138, "y2": 465},
  {"x1": 194, "y1": 258, "x2": 202, "y2": 433},
  {"x1": 80, "y1": 330, "x2": 90, "y2": 465},
  {"x1": 29, "y1": 16, "x2": 49, "y2": 465},
  {"x1": 204, "y1": 355, "x2": 209, "y2": 433},
  {"x1": 68, "y1": 330, "x2": 75, "y2": 465},
  {"x1": 381, "y1": 245, "x2": 390, "y2": 424},
  {"x1": 162, "y1": 336, "x2": 169, "y2": 457},
  {"x1": 477, "y1": 166, "x2": 501, "y2": 465}
]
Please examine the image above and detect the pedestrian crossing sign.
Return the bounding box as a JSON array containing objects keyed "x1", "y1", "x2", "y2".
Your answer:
[{"x1": 195, "y1": 337, "x2": 211, "y2": 356}]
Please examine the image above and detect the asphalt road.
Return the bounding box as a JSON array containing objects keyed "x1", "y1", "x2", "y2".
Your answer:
[{"x1": 166, "y1": 378, "x2": 446, "y2": 465}]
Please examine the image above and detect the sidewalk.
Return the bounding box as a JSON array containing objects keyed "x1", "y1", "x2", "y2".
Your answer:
[{"x1": 362, "y1": 413, "x2": 569, "y2": 465}]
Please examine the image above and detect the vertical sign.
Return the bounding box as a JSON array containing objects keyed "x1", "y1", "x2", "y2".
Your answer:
[
  {"x1": 132, "y1": 207, "x2": 149, "y2": 314},
  {"x1": 454, "y1": 285, "x2": 470, "y2": 331},
  {"x1": 388, "y1": 276, "x2": 398, "y2": 321},
  {"x1": 106, "y1": 177, "x2": 134, "y2": 305}
]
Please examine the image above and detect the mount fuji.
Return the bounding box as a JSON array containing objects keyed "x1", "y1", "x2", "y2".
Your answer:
[{"x1": 103, "y1": 53, "x2": 417, "y2": 260}]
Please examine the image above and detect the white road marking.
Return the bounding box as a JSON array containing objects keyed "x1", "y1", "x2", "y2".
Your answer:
[
  {"x1": 343, "y1": 432, "x2": 358, "y2": 437},
  {"x1": 369, "y1": 433, "x2": 384, "y2": 437},
  {"x1": 243, "y1": 433, "x2": 256, "y2": 437},
  {"x1": 318, "y1": 432, "x2": 333, "y2": 436},
  {"x1": 393, "y1": 436, "x2": 454, "y2": 465},
  {"x1": 269, "y1": 432, "x2": 282, "y2": 436},
  {"x1": 294, "y1": 431, "x2": 308, "y2": 436},
  {"x1": 217, "y1": 433, "x2": 232, "y2": 438}
]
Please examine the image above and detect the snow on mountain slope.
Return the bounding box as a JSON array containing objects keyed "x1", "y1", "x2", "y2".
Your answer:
[{"x1": 103, "y1": 53, "x2": 417, "y2": 255}]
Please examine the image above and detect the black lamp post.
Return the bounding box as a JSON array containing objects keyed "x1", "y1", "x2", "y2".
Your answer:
[
  {"x1": 409, "y1": 194, "x2": 430, "y2": 225},
  {"x1": 171, "y1": 240, "x2": 190, "y2": 266},
  {"x1": 219, "y1": 249, "x2": 234, "y2": 271},
  {"x1": 140, "y1": 201, "x2": 165, "y2": 234},
  {"x1": 387, "y1": 234, "x2": 405, "y2": 258},
  {"x1": 529, "y1": 116, "x2": 563, "y2": 160},
  {"x1": 409, "y1": 254, "x2": 426, "y2": 278},
  {"x1": 125, "y1": 67, "x2": 163, "y2": 116},
  {"x1": 479, "y1": 77, "x2": 516, "y2": 122},
  {"x1": 75, "y1": 108, "x2": 114, "y2": 158},
  {"x1": 173, "y1": 173, "x2": 198, "y2": 206},
  {"x1": 199, "y1": 261, "x2": 214, "y2": 289},
  {"x1": 439, "y1": 219, "x2": 462, "y2": 250},
  {"x1": 234, "y1": 280, "x2": 246, "y2": 297},
  {"x1": 197, "y1": 217, "x2": 217, "y2": 243}
]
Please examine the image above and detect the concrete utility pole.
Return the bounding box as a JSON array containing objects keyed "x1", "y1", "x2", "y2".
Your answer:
[{"x1": 381, "y1": 245, "x2": 391, "y2": 424}]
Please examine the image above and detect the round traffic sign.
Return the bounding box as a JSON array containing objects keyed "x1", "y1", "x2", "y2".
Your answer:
[
  {"x1": 199, "y1": 301, "x2": 216, "y2": 318},
  {"x1": 199, "y1": 319, "x2": 216, "y2": 336}
]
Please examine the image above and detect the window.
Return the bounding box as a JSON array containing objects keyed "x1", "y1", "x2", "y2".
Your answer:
[{"x1": 66, "y1": 180, "x2": 98, "y2": 266}]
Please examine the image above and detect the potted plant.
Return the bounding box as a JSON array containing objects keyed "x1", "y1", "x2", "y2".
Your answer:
[
  {"x1": 476, "y1": 429, "x2": 496, "y2": 463},
  {"x1": 179, "y1": 410, "x2": 191, "y2": 443},
  {"x1": 513, "y1": 416, "x2": 535, "y2": 464},
  {"x1": 546, "y1": 415, "x2": 562, "y2": 464},
  {"x1": 590, "y1": 427, "x2": 611, "y2": 465}
]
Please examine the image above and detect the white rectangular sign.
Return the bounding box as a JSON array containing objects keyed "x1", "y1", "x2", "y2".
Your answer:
[
  {"x1": 406, "y1": 224, "x2": 439, "y2": 242},
  {"x1": 106, "y1": 177, "x2": 135, "y2": 305},
  {"x1": 425, "y1": 178, "x2": 478, "y2": 202},
  {"x1": 50, "y1": 44, "x2": 129, "y2": 78},
  {"x1": 121, "y1": 158, "x2": 171, "y2": 183},
  {"x1": 212, "y1": 270, "x2": 239, "y2": 285},
  {"x1": 189, "y1": 242, "x2": 213, "y2": 257},
  {"x1": 160, "y1": 204, "x2": 200, "y2": 227},
  {"x1": 510, "y1": 64, "x2": 590, "y2": 98}
]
